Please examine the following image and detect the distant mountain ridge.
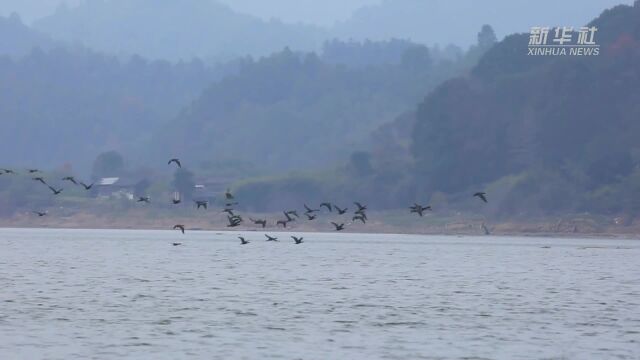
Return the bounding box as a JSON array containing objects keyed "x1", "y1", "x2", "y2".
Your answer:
[{"x1": 32, "y1": 0, "x2": 326, "y2": 61}]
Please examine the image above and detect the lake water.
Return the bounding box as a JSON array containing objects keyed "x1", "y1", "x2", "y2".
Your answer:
[{"x1": 0, "y1": 228, "x2": 639, "y2": 359}]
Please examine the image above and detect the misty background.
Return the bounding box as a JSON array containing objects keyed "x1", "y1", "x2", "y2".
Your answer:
[{"x1": 0, "y1": 0, "x2": 639, "y2": 220}]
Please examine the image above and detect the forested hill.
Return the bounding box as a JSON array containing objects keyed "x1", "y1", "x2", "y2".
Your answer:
[
  {"x1": 146, "y1": 41, "x2": 474, "y2": 174},
  {"x1": 409, "y1": 3, "x2": 640, "y2": 215}
]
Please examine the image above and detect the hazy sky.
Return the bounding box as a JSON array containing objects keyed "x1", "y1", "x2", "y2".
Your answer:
[
  {"x1": 1, "y1": 0, "x2": 636, "y2": 48},
  {"x1": 0, "y1": 0, "x2": 81, "y2": 23},
  {"x1": 218, "y1": 0, "x2": 381, "y2": 26},
  {"x1": 0, "y1": 0, "x2": 379, "y2": 26}
]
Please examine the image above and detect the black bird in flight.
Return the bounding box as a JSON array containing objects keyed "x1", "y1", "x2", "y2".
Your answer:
[
  {"x1": 28, "y1": 169, "x2": 40, "y2": 173},
  {"x1": 172, "y1": 198, "x2": 181, "y2": 205},
  {"x1": 172, "y1": 242, "x2": 182, "y2": 246},
  {"x1": 32, "y1": 211, "x2": 47, "y2": 217},
  {"x1": 276, "y1": 219, "x2": 290, "y2": 228},
  {"x1": 137, "y1": 196, "x2": 151, "y2": 203},
  {"x1": 352, "y1": 215, "x2": 366, "y2": 224},
  {"x1": 305, "y1": 213, "x2": 317, "y2": 221},
  {"x1": 320, "y1": 202, "x2": 333, "y2": 212},
  {"x1": 291, "y1": 236, "x2": 304, "y2": 244},
  {"x1": 283, "y1": 211, "x2": 296, "y2": 222},
  {"x1": 227, "y1": 216, "x2": 242, "y2": 227},
  {"x1": 354, "y1": 209, "x2": 367, "y2": 220},
  {"x1": 304, "y1": 204, "x2": 319, "y2": 214},
  {"x1": 265, "y1": 234, "x2": 278, "y2": 242},
  {"x1": 173, "y1": 224, "x2": 185, "y2": 234},
  {"x1": 410, "y1": 204, "x2": 432, "y2": 217},
  {"x1": 285, "y1": 210, "x2": 299, "y2": 218},
  {"x1": 225, "y1": 202, "x2": 239, "y2": 207},
  {"x1": 250, "y1": 218, "x2": 267, "y2": 228},
  {"x1": 354, "y1": 202, "x2": 367, "y2": 212},
  {"x1": 225, "y1": 188, "x2": 234, "y2": 200},
  {"x1": 1, "y1": 168, "x2": 14, "y2": 174},
  {"x1": 331, "y1": 222, "x2": 345, "y2": 231},
  {"x1": 474, "y1": 192, "x2": 488, "y2": 203},
  {"x1": 239, "y1": 236, "x2": 250, "y2": 245},
  {"x1": 195, "y1": 200, "x2": 208, "y2": 209},
  {"x1": 334, "y1": 206, "x2": 348, "y2": 215},
  {"x1": 47, "y1": 186, "x2": 63, "y2": 195},
  {"x1": 79, "y1": 181, "x2": 94, "y2": 190},
  {"x1": 62, "y1": 176, "x2": 77, "y2": 185},
  {"x1": 32, "y1": 177, "x2": 47, "y2": 185},
  {"x1": 168, "y1": 158, "x2": 182, "y2": 168}
]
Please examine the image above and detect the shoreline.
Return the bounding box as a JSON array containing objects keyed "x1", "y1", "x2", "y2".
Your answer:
[{"x1": 1, "y1": 211, "x2": 638, "y2": 240}]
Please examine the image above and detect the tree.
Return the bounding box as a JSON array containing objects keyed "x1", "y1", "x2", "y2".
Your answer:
[
  {"x1": 172, "y1": 168, "x2": 195, "y2": 201},
  {"x1": 91, "y1": 151, "x2": 124, "y2": 180},
  {"x1": 477, "y1": 24, "x2": 497, "y2": 50}
]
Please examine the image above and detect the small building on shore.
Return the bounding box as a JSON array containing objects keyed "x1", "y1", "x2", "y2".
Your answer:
[{"x1": 96, "y1": 176, "x2": 149, "y2": 200}]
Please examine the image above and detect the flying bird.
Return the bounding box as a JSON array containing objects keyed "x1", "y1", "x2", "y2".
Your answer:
[
  {"x1": 172, "y1": 199, "x2": 181, "y2": 204},
  {"x1": 168, "y1": 158, "x2": 182, "y2": 168},
  {"x1": 334, "y1": 206, "x2": 348, "y2": 215},
  {"x1": 62, "y1": 176, "x2": 77, "y2": 185},
  {"x1": 354, "y1": 209, "x2": 367, "y2": 220},
  {"x1": 283, "y1": 211, "x2": 296, "y2": 222},
  {"x1": 250, "y1": 218, "x2": 267, "y2": 228},
  {"x1": 137, "y1": 196, "x2": 151, "y2": 203},
  {"x1": 352, "y1": 215, "x2": 366, "y2": 224},
  {"x1": 79, "y1": 181, "x2": 94, "y2": 190},
  {"x1": 47, "y1": 186, "x2": 63, "y2": 195},
  {"x1": 354, "y1": 202, "x2": 367, "y2": 212},
  {"x1": 227, "y1": 215, "x2": 242, "y2": 227},
  {"x1": 474, "y1": 192, "x2": 488, "y2": 203},
  {"x1": 305, "y1": 213, "x2": 317, "y2": 221},
  {"x1": 331, "y1": 222, "x2": 345, "y2": 231},
  {"x1": 195, "y1": 200, "x2": 208, "y2": 209},
  {"x1": 173, "y1": 224, "x2": 185, "y2": 234},
  {"x1": 320, "y1": 202, "x2": 333, "y2": 212},
  {"x1": 291, "y1": 236, "x2": 304, "y2": 244},
  {"x1": 239, "y1": 236, "x2": 250, "y2": 245},
  {"x1": 32, "y1": 177, "x2": 47, "y2": 185},
  {"x1": 304, "y1": 204, "x2": 319, "y2": 214},
  {"x1": 285, "y1": 210, "x2": 299, "y2": 218},
  {"x1": 27, "y1": 169, "x2": 39, "y2": 173},
  {"x1": 276, "y1": 219, "x2": 290, "y2": 228},
  {"x1": 32, "y1": 211, "x2": 47, "y2": 217},
  {"x1": 410, "y1": 204, "x2": 432, "y2": 217},
  {"x1": 265, "y1": 234, "x2": 278, "y2": 242},
  {"x1": 1, "y1": 169, "x2": 14, "y2": 174},
  {"x1": 32, "y1": 177, "x2": 48, "y2": 185},
  {"x1": 172, "y1": 242, "x2": 182, "y2": 246}
]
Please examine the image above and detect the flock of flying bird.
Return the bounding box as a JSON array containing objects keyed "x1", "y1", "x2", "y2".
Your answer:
[{"x1": 1, "y1": 158, "x2": 489, "y2": 246}]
